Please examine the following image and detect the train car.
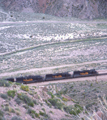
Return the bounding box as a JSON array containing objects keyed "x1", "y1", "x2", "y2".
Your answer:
[
  {"x1": 22, "y1": 75, "x2": 44, "y2": 84},
  {"x1": 73, "y1": 69, "x2": 98, "y2": 78},
  {"x1": 6, "y1": 75, "x2": 44, "y2": 84},
  {"x1": 45, "y1": 72, "x2": 71, "y2": 81}
]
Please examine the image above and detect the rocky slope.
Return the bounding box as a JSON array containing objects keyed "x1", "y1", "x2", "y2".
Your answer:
[
  {"x1": 0, "y1": 79, "x2": 107, "y2": 120},
  {"x1": 0, "y1": 0, "x2": 107, "y2": 19}
]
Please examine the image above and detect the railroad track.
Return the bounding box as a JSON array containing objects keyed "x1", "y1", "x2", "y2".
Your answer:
[{"x1": 26, "y1": 72, "x2": 107, "y2": 86}]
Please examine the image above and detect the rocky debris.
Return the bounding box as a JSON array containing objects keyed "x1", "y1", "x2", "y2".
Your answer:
[{"x1": 0, "y1": 0, "x2": 107, "y2": 19}]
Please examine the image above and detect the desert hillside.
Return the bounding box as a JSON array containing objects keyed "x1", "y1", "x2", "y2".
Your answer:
[
  {"x1": 0, "y1": 0, "x2": 107, "y2": 19},
  {"x1": 0, "y1": 78, "x2": 107, "y2": 120}
]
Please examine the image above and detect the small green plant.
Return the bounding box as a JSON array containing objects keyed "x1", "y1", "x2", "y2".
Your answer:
[
  {"x1": 4, "y1": 106, "x2": 15, "y2": 113},
  {"x1": 64, "y1": 104, "x2": 83, "y2": 115},
  {"x1": 15, "y1": 82, "x2": 21, "y2": 85},
  {"x1": 23, "y1": 105, "x2": 29, "y2": 109},
  {"x1": 62, "y1": 97, "x2": 68, "y2": 102},
  {"x1": 90, "y1": 83, "x2": 93, "y2": 87},
  {"x1": 48, "y1": 98, "x2": 64, "y2": 110},
  {"x1": 49, "y1": 111, "x2": 54, "y2": 114},
  {"x1": 39, "y1": 111, "x2": 45, "y2": 116},
  {"x1": 0, "y1": 110, "x2": 4, "y2": 117},
  {"x1": 45, "y1": 100, "x2": 52, "y2": 107},
  {"x1": 33, "y1": 100, "x2": 38, "y2": 105},
  {"x1": 0, "y1": 80, "x2": 10, "y2": 87},
  {"x1": 7, "y1": 90, "x2": 16, "y2": 98},
  {"x1": 28, "y1": 108, "x2": 39, "y2": 118},
  {"x1": 1, "y1": 94, "x2": 8, "y2": 99},
  {"x1": 42, "y1": 108, "x2": 45, "y2": 112},
  {"x1": 11, "y1": 116, "x2": 22, "y2": 120},
  {"x1": 17, "y1": 93, "x2": 34, "y2": 107},
  {"x1": 39, "y1": 111, "x2": 48, "y2": 117},
  {"x1": 15, "y1": 98, "x2": 22, "y2": 105},
  {"x1": 48, "y1": 92, "x2": 54, "y2": 98},
  {"x1": 20, "y1": 85, "x2": 29, "y2": 91}
]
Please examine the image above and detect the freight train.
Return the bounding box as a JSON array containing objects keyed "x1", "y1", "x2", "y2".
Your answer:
[{"x1": 6, "y1": 69, "x2": 98, "y2": 84}]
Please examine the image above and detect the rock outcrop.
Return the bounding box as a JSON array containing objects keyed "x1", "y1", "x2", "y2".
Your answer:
[{"x1": 0, "y1": 0, "x2": 107, "y2": 19}]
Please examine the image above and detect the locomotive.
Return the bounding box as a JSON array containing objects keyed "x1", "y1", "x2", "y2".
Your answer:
[{"x1": 6, "y1": 69, "x2": 98, "y2": 84}]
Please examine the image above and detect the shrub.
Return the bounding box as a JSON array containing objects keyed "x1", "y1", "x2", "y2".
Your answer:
[
  {"x1": 62, "y1": 97, "x2": 68, "y2": 102},
  {"x1": 7, "y1": 90, "x2": 16, "y2": 98},
  {"x1": 1, "y1": 94, "x2": 8, "y2": 99},
  {"x1": 28, "y1": 108, "x2": 39, "y2": 118},
  {"x1": 39, "y1": 111, "x2": 45, "y2": 116},
  {"x1": 64, "y1": 104, "x2": 83, "y2": 115},
  {"x1": 17, "y1": 93, "x2": 34, "y2": 107},
  {"x1": 48, "y1": 92, "x2": 54, "y2": 98},
  {"x1": 20, "y1": 85, "x2": 29, "y2": 91},
  {"x1": 15, "y1": 98, "x2": 22, "y2": 105},
  {"x1": 0, "y1": 80, "x2": 10, "y2": 87},
  {"x1": 45, "y1": 100, "x2": 52, "y2": 107},
  {"x1": 4, "y1": 106, "x2": 15, "y2": 113},
  {"x1": 33, "y1": 100, "x2": 38, "y2": 105},
  {"x1": 11, "y1": 116, "x2": 22, "y2": 120},
  {"x1": 23, "y1": 105, "x2": 29, "y2": 109},
  {"x1": 48, "y1": 98, "x2": 64, "y2": 110},
  {"x1": 42, "y1": 108, "x2": 45, "y2": 112},
  {"x1": 0, "y1": 110, "x2": 4, "y2": 117},
  {"x1": 39, "y1": 111, "x2": 48, "y2": 117}
]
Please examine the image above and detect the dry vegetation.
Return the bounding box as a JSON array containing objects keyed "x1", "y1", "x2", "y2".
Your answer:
[{"x1": 0, "y1": 79, "x2": 107, "y2": 120}]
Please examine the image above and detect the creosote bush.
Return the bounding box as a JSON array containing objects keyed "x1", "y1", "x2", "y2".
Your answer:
[
  {"x1": 0, "y1": 94, "x2": 8, "y2": 99},
  {"x1": 7, "y1": 90, "x2": 16, "y2": 98},
  {"x1": 4, "y1": 106, "x2": 15, "y2": 113},
  {"x1": 48, "y1": 98, "x2": 64, "y2": 110},
  {"x1": 0, "y1": 110, "x2": 4, "y2": 117},
  {"x1": 20, "y1": 85, "x2": 29, "y2": 91},
  {"x1": 15, "y1": 98, "x2": 22, "y2": 105},
  {"x1": 28, "y1": 108, "x2": 39, "y2": 118},
  {"x1": 17, "y1": 93, "x2": 34, "y2": 107},
  {"x1": 0, "y1": 80, "x2": 10, "y2": 87},
  {"x1": 62, "y1": 97, "x2": 68, "y2": 102},
  {"x1": 64, "y1": 104, "x2": 83, "y2": 115}
]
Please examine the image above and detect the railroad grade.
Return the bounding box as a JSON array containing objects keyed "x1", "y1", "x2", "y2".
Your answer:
[{"x1": 5, "y1": 69, "x2": 107, "y2": 85}]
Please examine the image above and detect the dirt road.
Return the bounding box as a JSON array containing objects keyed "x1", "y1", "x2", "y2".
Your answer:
[
  {"x1": 0, "y1": 60, "x2": 107, "y2": 78},
  {"x1": 1, "y1": 20, "x2": 107, "y2": 25}
]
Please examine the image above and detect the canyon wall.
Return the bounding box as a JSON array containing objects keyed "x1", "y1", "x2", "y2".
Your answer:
[{"x1": 0, "y1": 0, "x2": 107, "y2": 19}]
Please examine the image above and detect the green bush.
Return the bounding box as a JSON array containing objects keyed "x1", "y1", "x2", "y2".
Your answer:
[
  {"x1": 62, "y1": 97, "x2": 68, "y2": 102},
  {"x1": 39, "y1": 111, "x2": 45, "y2": 116},
  {"x1": 0, "y1": 80, "x2": 10, "y2": 87},
  {"x1": 20, "y1": 85, "x2": 29, "y2": 91},
  {"x1": 7, "y1": 90, "x2": 16, "y2": 98},
  {"x1": 23, "y1": 105, "x2": 29, "y2": 109},
  {"x1": 39, "y1": 111, "x2": 48, "y2": 118},
  {"x1": 64, "y1": 104, "x2": 83, "y2": 115},
  {"x1": 45, "y1": 100, "x2": 52, "y2": 107},
  {"x1": 48, "y1": 92, "x2": 54, "y2": 98},
  {"x1": 1, "y1": 94, "x2": 8, "y2": 99},
  {"x1": 15, "y1": 98, "x2": 22, "y2": 105},
  {"x1": 17, "y1": 93, "x2": 34, "y2": 107},
  {"x1": 4, "y1": 106, "x2": 15, "y2": 113},
  {"x1": 0, "y1": 110, "x2": 4, "y2": 117},
  {"x1": 48, "y1": 98, "x2": 64, "y2": 110},
  {"x1": 33, "y1": 100, "x2": 38, "y2": 105},
  {"x1": 28, "y1": 108, "x2": 39, "y2": 118}
]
